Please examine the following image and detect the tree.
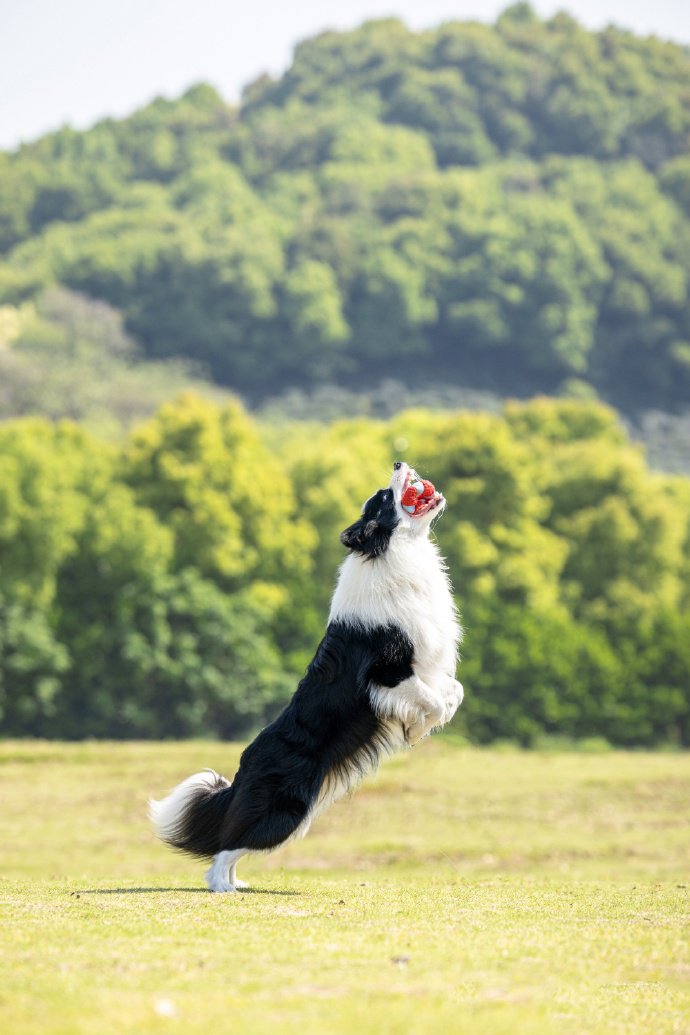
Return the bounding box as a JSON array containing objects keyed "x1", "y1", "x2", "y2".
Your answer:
[{"x1": 55, "y1": 518, "x2": 293, "y2": 739}]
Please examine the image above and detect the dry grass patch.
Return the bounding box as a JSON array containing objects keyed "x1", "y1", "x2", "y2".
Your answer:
[{"x1": 1, "y1": 740, "x2": 689, "y2": 1034}]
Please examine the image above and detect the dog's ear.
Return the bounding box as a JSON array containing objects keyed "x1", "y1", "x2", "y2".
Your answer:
[
  {"x1": 340, "y1": 518, "x2": 376, "y2": 551},
  {"x1": 340, "y1": 518, "x2": 391, "y2": 557}
]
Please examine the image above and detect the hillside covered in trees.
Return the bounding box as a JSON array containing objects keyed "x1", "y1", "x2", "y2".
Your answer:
[{"x1": 1, "y1": 4, "x2": 690, "y2": 413}]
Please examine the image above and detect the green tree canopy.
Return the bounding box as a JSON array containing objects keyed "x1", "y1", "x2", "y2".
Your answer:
[
  {"x1": 1, "y1": 10, "x2": 690, "y2": 408},
  {"x1": 0, "y1": 395, "x2": 689, "y2": 745}
]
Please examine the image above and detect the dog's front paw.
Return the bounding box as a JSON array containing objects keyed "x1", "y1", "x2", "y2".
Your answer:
[
  {"x1": 404, "y1": 705, "x2": 444, "y2": 744},
  {"x1": 441, "y1": 680, "x2": 464, "y2": 724},
  {"x1": 404, "y1": 718, "x2": 428, "y2": 746}
]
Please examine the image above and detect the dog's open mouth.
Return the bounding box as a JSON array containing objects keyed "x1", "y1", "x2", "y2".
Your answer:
[{"x1": 400, "y1": 468, "x2": 444, "y2": 517}]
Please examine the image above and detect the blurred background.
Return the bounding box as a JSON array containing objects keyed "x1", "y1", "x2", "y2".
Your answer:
[{"x1": 1, "y1": 1, "x2": 689, "y2": 746}]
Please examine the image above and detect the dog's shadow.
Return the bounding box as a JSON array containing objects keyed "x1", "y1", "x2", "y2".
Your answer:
[{"x1": 76, "y1": 886, "x2": 300, "y2": 896}]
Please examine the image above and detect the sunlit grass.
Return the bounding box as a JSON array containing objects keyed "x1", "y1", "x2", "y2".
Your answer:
[{"x1": 1, "y1": 740, "x2": 688, "y2": 1034}]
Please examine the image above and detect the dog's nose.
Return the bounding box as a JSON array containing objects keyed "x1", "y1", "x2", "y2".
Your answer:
[{"x1": 393, "y1": 461, "x2": 403, "y2": 471}]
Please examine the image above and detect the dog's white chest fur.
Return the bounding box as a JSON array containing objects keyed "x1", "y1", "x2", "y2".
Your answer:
[{"x1": 329, "y1": 530, "x2": 461, "y2": 685}]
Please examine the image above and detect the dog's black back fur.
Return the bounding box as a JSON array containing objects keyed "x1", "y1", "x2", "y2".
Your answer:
[{"x1": 168, "y1": 620, "x2": 414, "y2": 857}]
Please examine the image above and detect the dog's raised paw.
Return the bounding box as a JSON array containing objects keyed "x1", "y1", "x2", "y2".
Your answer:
[{"x1": 404, "y1": 720, "x2": 426, "y2": 745}]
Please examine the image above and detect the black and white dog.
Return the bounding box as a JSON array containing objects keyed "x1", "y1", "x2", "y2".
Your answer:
[{"x1": 150, "y1": 462, "x2": 463, "y2": 891}]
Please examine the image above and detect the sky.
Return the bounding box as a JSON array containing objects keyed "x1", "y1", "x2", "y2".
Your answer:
[{"x1": 2, "y1": 0, "x2": 689, "y2": 151}]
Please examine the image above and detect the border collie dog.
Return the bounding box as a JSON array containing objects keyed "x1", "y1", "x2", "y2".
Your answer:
[{"x1": 150, "y1": 462, "x2": 463, "y2": 892}]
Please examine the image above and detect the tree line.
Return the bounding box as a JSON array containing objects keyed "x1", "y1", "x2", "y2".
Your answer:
[
  {"x1": 1, "y1": 394, "x2": 688, "y2": 745},
  {"x1": 1, "y1": 6, "x2": 690, "y2": 411}
]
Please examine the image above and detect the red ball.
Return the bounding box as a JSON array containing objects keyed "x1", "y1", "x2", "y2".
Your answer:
[{"x1": 401, "y1": 486, "x2": 418, "y2": 508}]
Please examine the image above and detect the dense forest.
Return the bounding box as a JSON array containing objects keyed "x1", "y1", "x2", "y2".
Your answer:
[
  {"x1": 1, "y1": 393, "x2": 689, "y2": 745},
  {"x1": 1, "y1": 4, "x2": 690, "y2": 413}
]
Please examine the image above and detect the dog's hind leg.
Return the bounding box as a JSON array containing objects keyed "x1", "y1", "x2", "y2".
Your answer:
[{"x1": 205, "y1": 848, "x2": 248, "y2": 893}]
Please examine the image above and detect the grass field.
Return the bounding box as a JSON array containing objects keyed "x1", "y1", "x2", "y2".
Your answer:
[{"x1": 1, "y1": 739, "x2": 689, "y2": 1035}]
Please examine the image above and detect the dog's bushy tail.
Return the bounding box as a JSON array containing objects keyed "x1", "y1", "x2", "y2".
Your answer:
[{"x1": 149, "y1": 770, "x2": 234, "y2": 859}]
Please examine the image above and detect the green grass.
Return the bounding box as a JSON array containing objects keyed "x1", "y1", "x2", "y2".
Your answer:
[{"x1": 1, "y1": 740, "x2": 689, "y2": 1034}]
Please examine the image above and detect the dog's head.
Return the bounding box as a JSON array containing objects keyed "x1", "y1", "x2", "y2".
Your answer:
[{"x1": 340, "y1": 461, "x2": 445, "y2": 558}]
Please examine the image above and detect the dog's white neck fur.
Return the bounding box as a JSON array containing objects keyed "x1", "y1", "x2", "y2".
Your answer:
[{"x1": 329, "y1": 527, "x2": 461, "y2": 683}]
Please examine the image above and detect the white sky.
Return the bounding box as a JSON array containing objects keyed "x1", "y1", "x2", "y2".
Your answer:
[{"x1": 2, "y1": 0, "x2": 689, "y2": 151}]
